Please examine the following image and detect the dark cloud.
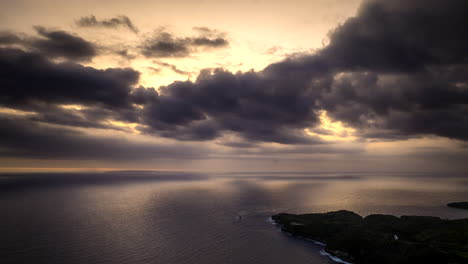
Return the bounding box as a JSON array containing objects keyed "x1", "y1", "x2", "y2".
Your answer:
[
  {"x1": 153, "y1": 61, "x2": 192, "y2": 75},
  {"x1": 129, "y1": 86, "x2": 158, "y2": 105},
  {"x1": 0, "y1": 27, "x2": 97, "y2": 62},
  {"x1": 0, "y1": 47, "x2": 138, "y2": 108},
  {"x1": 0, "y1": 47, "x2": 141, "y2": 130},
  {"x1": 116, "y1": 49, "x2": 137, "y2": 60},
  {"x1": 0, "y1": 114, "x2": 207, "y2": 160},
  {"x1": 135, "y1": 68, "x2": 323, "y2": 144},
  {"x1": 319, "y1": 68, "x2": 468, "y2": 140},
  {"x1": 192, "y1": 37, "x2": 228, "y2": 47},
  {"x1": 0, "y1": 31, "x2": 22, "y2": 45},
  {"x1": 141, "y1": 32, "x2": 190, "y2": 58},
  {"x1": 1, "y1": 0, "x2": 468, "y2": 162},
  {"x1": 136, "y1": 0, "x2": 468, "y2": 142},
  {"x1": 321, "y1": 0, "x2": 468, "y2": 72},
  {"x1": 216, "y1": 138, "x2": 258, "y2": 149},
  {"x1": 192, "y1": 27, "x2": 228, "y2": 46},
  {"x1": 31, "y1": 26, "x2": 97, "y2": 61},
  {"x1": 76, "y1": 15, "x2": 139, "y2": 33},
  {"x1": 141, "y1": 29, "x2": 229, "y2": 58},
  {"x1": 313, "y1": 0, "x2": 468, "y2": 140},
  {"x1": 236, "y1": 0, "x2": 467, "y2": 142},
  {"x1": 143, "y1": 120, "x2": 221, "y2": 141}
]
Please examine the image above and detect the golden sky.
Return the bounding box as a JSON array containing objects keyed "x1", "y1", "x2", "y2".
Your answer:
[{"x1": 1, "y1": 0, "x2": 361, "y2": 86}]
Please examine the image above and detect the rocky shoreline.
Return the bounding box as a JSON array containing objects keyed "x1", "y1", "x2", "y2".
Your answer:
[
  {"x1": 447, "y1": 202, "x2": 468, "y2": 209},
  {"x1": 272, "y1": 210, "x2": 468, "y2": 264}
]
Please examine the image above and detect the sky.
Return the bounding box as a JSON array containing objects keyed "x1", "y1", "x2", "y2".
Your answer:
[{"x1": 0, "y1": 0, "x2": 467, "y2": 173}]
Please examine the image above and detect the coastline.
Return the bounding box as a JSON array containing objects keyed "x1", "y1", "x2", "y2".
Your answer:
[
  {"x1": 271, "y1": 210, "x2": 468, "y2": 264},
  {"x1": 270, "y1": 216, "x2": 352, "y2": 264}
]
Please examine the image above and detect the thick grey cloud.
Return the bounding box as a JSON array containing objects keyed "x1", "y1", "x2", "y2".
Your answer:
[
  {"x1": 0, "y1": 47, "x2": 141, "y2": 130},
  {"x1": 321, "y1": 0, "x2": 468, "y2": 72},
  {"x1": 1, "y1": 0, "x2": 468, "y2": 163},
  {"x1": 31, "y1": 26, "x2": 97, "y2": 61},
  {"x1": 313, "y1": 0, "x2": 468, "y2": 140},
  {"x1": 134, "y1": 68, "x2": 324, "y2": 143},
  {"x1": 136, "y1": 0, "x2": 468, "y2": 142},
  {"x1": 0, "y1": 114, "x2": 207, "y2": 160},
  {"x1": 76, "y1": 15, "x2": 139, "y2": 33},
  {"x1": 319, "y1": 68, "x2": 468, "y2": 140},
  {"x1": 0, "y1": 47, "x2": 138, "y2": 108},
  {"x1": 0, "y1": 27, "x2": 97, "y2": 61},
  {"x1": 141, "y1": 29, "x2": 229, "y2": 58}
]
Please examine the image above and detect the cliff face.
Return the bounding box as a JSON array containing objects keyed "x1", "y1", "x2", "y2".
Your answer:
[{"x1": 272, "y1": 210, "x2": 468, "y2": 264}]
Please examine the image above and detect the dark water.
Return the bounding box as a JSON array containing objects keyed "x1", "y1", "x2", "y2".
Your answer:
[{"x1": 1, "y1": 171, "x2": 468, "y2": 264}]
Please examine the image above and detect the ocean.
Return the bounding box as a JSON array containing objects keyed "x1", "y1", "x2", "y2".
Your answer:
[{"x1": 1, "y1": 171, "x2": 468, "y2": 264}]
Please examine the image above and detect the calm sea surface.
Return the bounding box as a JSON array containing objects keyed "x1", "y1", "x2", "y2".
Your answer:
[{"x1": 1, "y1": 171, "x2": 468, "y2": 264}]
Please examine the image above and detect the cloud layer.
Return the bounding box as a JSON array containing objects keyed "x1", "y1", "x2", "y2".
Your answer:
[{"x1": 0, "y1": 0, "x2": 467, "y2": 161}]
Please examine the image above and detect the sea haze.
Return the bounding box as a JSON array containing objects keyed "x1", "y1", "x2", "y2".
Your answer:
[{"x1": 1, "y1": 171, "x2": 468, "y2": 264}]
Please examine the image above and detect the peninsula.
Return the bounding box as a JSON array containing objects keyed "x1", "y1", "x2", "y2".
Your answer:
[{"x1": 272, "y1": 210, "x2": 468, "y2": 264}]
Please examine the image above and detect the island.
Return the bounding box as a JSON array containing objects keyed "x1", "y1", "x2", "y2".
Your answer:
[
  {"x1": 447, "y1": 202, "x2": 468, "y2": 209},
  {"x1": 272, "y1": 210, "x2": 468, "y2": 264}
]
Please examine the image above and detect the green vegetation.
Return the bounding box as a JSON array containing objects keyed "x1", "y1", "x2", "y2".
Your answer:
[
  {"x1": 272, "y1": 210, "x2": 468, "y2": 264},
  {"x1": 447, "y1": 202, "x2": 468, "y2": 209}
]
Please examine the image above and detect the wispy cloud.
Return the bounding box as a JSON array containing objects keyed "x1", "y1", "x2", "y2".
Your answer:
[{"x1": 76, "y1": 15, "x2": 139, "y2": 33}]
